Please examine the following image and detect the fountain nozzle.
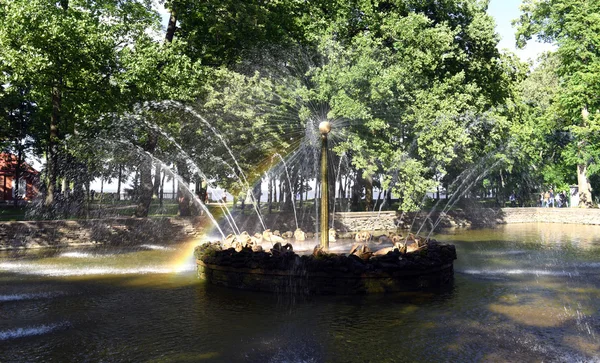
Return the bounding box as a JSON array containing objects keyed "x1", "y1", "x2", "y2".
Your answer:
[{"x1": 319, "y1": 121, "x2": 332, "y2": 135}]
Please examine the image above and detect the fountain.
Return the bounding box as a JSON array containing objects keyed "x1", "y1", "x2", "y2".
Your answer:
[
  {"x1": 194, "y1": 122, "x2": 457, "y2": 294},
  {"x1": 319, "y1": 120, "x2": 330, "y2": 250}
]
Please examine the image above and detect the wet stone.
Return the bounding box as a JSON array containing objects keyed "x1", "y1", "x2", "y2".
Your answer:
[{"x1": 195, "y1": 237, "x2": 456, "y2": 294}]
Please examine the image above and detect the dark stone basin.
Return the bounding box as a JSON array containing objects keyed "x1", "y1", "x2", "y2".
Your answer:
[{"x1": 195, "y1": 239, "x2": 456, "y2": 294}]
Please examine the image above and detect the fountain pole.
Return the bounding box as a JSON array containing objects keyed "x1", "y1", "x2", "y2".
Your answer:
[{"x1": 319, "y1": 121, "x2": 331, "y2": 250}]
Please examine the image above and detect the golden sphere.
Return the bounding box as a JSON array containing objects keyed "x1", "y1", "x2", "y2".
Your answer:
[{"x1": 319, "y1": 121, "x2": 332, "y2": 134}]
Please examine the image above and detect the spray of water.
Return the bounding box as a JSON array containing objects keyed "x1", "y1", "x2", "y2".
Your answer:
[{"x1": 273, "y1": 153, "x2": 298, "y2": 230}]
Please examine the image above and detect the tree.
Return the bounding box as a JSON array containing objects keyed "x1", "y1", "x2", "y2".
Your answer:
[
  {"x1": 0, "y1": 0, "x2": 159, "y2": 209},
  {"x1": 302, "y1": 1, "x2": 515, "y2": 210},
  {"x1": 516, "y1": 0, "x2": 600, "y2": 207},
  {"x1": 171, "y1": 0, "x2": 519, "y2": 212}
]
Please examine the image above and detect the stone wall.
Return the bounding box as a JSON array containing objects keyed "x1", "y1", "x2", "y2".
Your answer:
[
  {"x1": 2, "y1": 207, "x2": 600, "y2": 250},
  {"x1": 500, "y1": 207, "x2": 600, "y2": 225},
  {"x1": 334, "y1": 208, "x2": 600, "y2": 231},
  {"x1": 334, "y1": 211, "x2": 398, "y2": 232},
  {"x1": 0, "y1": 217, "x2": 203, "y2": 250},
  {"x1": 226, "y1": 209, "x2": 502, "y2": 236}
]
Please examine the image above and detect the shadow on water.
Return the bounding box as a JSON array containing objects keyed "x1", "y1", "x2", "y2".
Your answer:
[{"x1": 1, "y1": 223, "x2": 600, "y2": 362}]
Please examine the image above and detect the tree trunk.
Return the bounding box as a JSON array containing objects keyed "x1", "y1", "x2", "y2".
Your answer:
[
  {"x1": 45, "y1": 85, "x2": 61, "y2": 208},
  {"x1": 134, "y1": 159, "x2": 153, "y2": 217},
  {"x1": 241, "y1": 188, "x2": 246, "y2": 211},
  {"x1": 172, "y1": 172, "x2": 176, "y2": 200},
  {"x1": 386, "y1": 187, "x2": 392, "y2": 206},
  {"x1": 159, "y1": 170, "x2": 166, "y2": 207},
  {"x1": 116, "y1": 164, "x2": 122, "y2": 201},
  {"x1": 578, "y1": 108, "x2": 594, "y2": 207},
  {"x1": 153, "y1": 161, "x2": 161, "y2": 197},
  {"x1": 299, "y1": 175, "x2": 304, "y2": 208},
  {"x1": 72, "y1": 177, "x2": 84, "y2": 217},
  {"x1": 364, "y1": 174, "x2": 373, "y2": 211},
  {"x1": 254, "y1": 181, "x2": 262, "y2": 209},
  {"x1": 85, "y1": 181, "x2": 90, "y2": 219},
  {"x1": 134, "y1": 133, "x2": 157, "y2": 217},
  {"x1": 133, "y1": 170, "x2": 139, "y2": 201},
  {"x1": 278, "y1": 179, "x2": 284, "y2": 210},
  {"x1": 176, "y1": 161, "x2": 191, "y2": 216},
  {"x1": 165, "y1": 8, "x2": 177, "y2": 43},
  {"x1": 268, "y1": 175, "x2": 273, "y2": 214},
  {"x1": 577, "y1": 163, "x2": 594, "y2": 207},
  {"x1": 351, "y1": 173, "x2": 361, "y2": 211},
  {"x1": 99, "y1": 179, "x2": 104, "y2": 204},
  {"x1": 272, "y1": 177, "x2": 277, "y2": 211},
  {"x1": 305, "y1": 177, "x2": 310, "y2": 206}
]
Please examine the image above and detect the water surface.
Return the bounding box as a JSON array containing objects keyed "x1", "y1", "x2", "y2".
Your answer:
[{"x1": 1, "y1": 223, "x2": 599, "y2": 362}]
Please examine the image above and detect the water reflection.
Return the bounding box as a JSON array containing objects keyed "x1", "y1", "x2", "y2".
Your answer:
[{"x1": 0, "y1": 223, "x2": 599, "y2": 362}]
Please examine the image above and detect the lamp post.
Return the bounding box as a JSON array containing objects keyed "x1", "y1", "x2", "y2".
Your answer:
[{"x1": 319, "y1": 121, "x2": 331, "y2": 250}]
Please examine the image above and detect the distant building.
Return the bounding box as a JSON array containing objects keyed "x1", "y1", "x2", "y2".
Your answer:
[{"x1": 0, "y1": 153, "x2": 39, "y2": 201}]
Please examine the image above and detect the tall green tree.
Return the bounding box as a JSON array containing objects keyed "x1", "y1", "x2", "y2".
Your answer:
[
  {"x1": 0, "y1": 0, "x2": 158, "y2": 208},
  {"x1": 516, "y1": 0, "x2": 600, "y2": 206},
  {"x1": 302, "y1": 0, "x2": 515, "y2": 210}
]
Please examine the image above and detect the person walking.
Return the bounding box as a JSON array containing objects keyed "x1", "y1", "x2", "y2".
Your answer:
[{"x1": 544, "y1": 190, "x2": 550, "y2": 207}]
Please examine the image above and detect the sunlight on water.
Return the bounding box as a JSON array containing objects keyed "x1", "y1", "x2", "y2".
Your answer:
[
  {"x1": 0, "y1": 292, "x2": 66, "y2": 302},
  {"x1": 0, "y1": 322, "x2": 69, "y2": 341},
  {"x1": 1, "y1": 224, "x2": 600, "y2": 361},
  {"x1": 60, "y1": 251, "x2": 106, "y2": 258},
  {"x1": 461, "y1": 269, "x2": 580, "y2": 277},
  {"x1": 0, "y1": 262, "x2": 193, "y2": 276},
  {"x1": 140, "y1": 244, "x2": 175, "y2": 251}
]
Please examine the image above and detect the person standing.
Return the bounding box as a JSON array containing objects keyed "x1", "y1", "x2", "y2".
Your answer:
[{"x1": 544, "y1": 190, "x2": 550, "y2": 207}]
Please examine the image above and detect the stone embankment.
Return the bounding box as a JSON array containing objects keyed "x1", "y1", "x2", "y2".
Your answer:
[
  {"x1": 500, "y1": 207, "x2": 600, "y2": 225},
  {"x1": 336, "y1": 208, "x2": 600, "y2": 231},
  {"x1": 2, "y1": 207, "x2": 600, "y2": 250},
  {"x1": 0, "y1": 217, "x2": 203, "y2": 250}
]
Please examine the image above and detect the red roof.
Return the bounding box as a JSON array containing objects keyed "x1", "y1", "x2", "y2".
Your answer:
[{"x1": 0, "y1": 153, "x2": 39, "y2": 177}]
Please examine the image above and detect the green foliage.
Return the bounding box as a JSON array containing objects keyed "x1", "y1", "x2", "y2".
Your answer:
[
  {"x1": 3, "y1": 0, "x2": 571, "y2": 216},
  {"x1": 515, "y1": 0, "x2": 600, "y2": 197}
]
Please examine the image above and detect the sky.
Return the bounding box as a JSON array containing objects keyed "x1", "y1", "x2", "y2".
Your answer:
[{"x1": 487, "y1": 0, "x2": 555, "y2": 61}]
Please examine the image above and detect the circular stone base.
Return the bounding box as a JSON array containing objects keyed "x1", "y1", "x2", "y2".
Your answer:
[{"x1": 195, "y1": 239, "x2": 456, "y2": 295}]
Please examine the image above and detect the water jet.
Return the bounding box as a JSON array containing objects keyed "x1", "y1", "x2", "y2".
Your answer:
[{"x1": 194, "y1": 121, "x2": 457, "y2": 294}]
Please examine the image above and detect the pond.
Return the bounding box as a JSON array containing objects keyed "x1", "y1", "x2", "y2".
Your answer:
[{"x1": 1, "y1": 223, "x2": 599, "y2": 362}]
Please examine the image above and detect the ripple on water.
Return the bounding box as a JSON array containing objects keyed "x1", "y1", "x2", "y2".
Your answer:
[
  {"x1": 0, "y1": 292, "x2": 65, "y2": 302},
  {"x1": 59, "y1": 252, "x2": 104, "y2": 258},
  {"x1": 0, "y1": 322, "x2": 69, "y2": 341},
  {"x1": 140, "y1": 244, "x2": 175, "y2": 251},
  {"x1": 475, "y1": 250, "x2": 530, "y2": 256},
  {"x1": 459, "y1": 269, "x2": 580, "y2": 277},
  {"x1": 0, "y1": 262, "x2": 195, "y2": 277}
]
